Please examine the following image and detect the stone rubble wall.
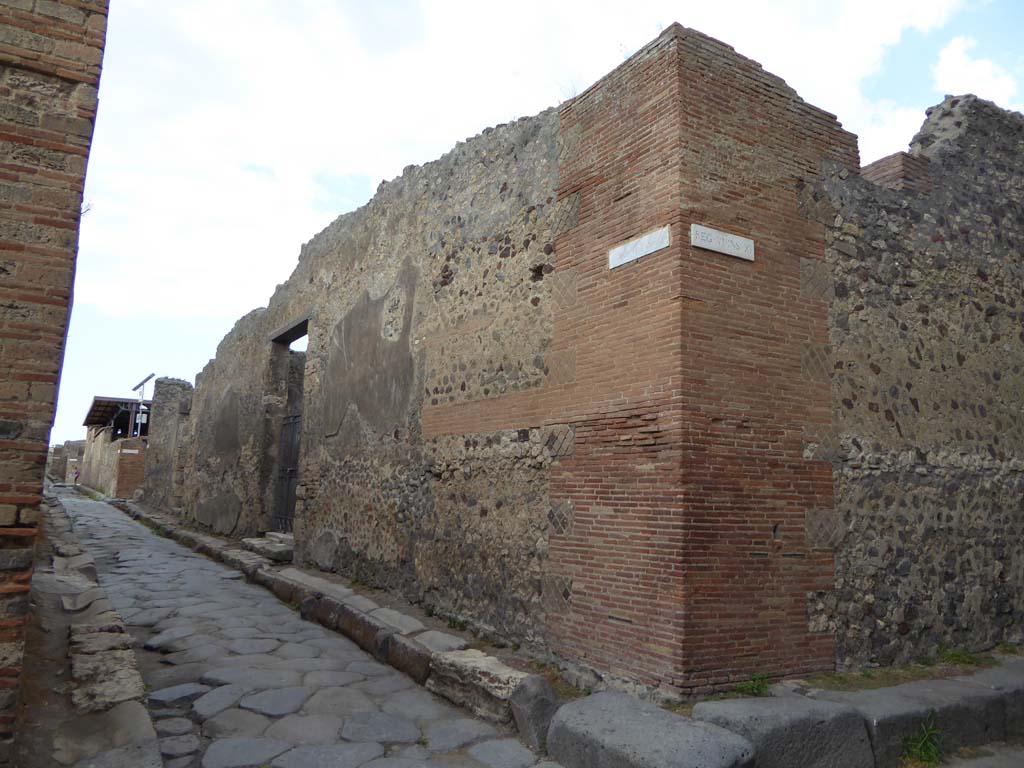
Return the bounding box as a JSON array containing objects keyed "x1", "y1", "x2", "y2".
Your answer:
[
  {"x1": 153, "y1": 105, "x2": 564, "y2": 648},
  {"x1": 142, "y1": 378, "x2": 194, "y2": 512},
  {"x1": 811, "y1": 95, "x2": 1024, "y2": 667}
]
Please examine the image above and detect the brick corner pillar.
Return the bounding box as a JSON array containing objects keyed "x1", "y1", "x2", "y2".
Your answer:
[
  {"x1": 544, "y1": 24, "x2": 860, "y2": 694},
  {"x1": 0, "y1": 0, "x2": 110, "y2": 757}
]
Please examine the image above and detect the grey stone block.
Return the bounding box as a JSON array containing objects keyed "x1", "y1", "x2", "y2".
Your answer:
[
  {"x1": 955, "y1": 659, "x2": 1024, "y2": 740},
  {"x1": 692, "y1": 696, "x2": 872, "y2": 768},
  {"x1": 383, "y1": 633, "x2": 431, "y2": 684},
  {"x1": 415, "y1": 629, "x2": 468, "y2": 653},
  {"x1": 467, "y1": 738, "x2": 537, "y2": 768},
  {"x1": 815, "y1": 678, "x2": 1006, "y2": 768},
  {"x1": 548, "y1": 692, "x2": 754, "y2": 768},
  {"x1": 370, "y1": 607, "x2": 425, "y2": 635},
  {"x1": 148, "y1": 682, "x2": 212, "y2": 706},
  {"x1": 271, "y1": 743, "x2": 385, "y2": 768},
  {"x1": 509, "y1": 674, "x2": 559, "y2": 751},
  {"x1": 336, "y1": 604, "x2": 394, "y2": 659},
  {"x1": 201, "y1": 667, "x2": 301, "y2": 689},
  {"x1": 425, "y1": 649, "x2": 529, "y2": 724},
  {"x1": 201, "y1": 737, "x2": 291, "y2": 768},
  {"x1": 341, "y1": 711, "x2": 420, "y2": 743}
]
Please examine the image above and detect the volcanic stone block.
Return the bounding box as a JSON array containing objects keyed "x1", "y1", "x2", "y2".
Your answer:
[
  {"x1": 383, "y1": 633, "x2": 431, "y2": 684},
  {"x1": 509, "y1": 675, "x2": 560, "y2": 751},
  {"x1": 425, "y1": 649, "x2": 530, "y2": 724},
  {"x1": 814, "y1": 677, "x2": 1006, "y2": 768},
  {"x1": 548, "y1": 692, "x2": 754, "y2": 768},
  {"x1": 692, "y1": 696, "x2": 872, "y2": 768}
]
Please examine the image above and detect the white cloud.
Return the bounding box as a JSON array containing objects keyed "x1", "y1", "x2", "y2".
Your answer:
[{"x1": 933, "y1": 35, "x2": 1019, "y2": 108}]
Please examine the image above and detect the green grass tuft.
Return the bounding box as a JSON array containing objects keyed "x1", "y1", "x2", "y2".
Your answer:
[
  {"x1": 901, "y1": 712, "x2": 941, "y2": 766},
  {"x1": 733, "y1": 674, "x2": 770, "y2": 697}
]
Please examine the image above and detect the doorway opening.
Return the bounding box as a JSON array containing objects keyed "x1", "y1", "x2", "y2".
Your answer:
[{"x1": 270, "y1": 318, "x2": 308, "y2": 533}]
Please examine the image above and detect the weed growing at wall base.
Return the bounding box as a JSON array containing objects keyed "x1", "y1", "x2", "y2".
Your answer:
[
  {"x1": 732, "y1": 674, "x2": 770, "y2": 697},
  {"x1": 901, "y1": 712, "x2": 941, "y2": 767}
]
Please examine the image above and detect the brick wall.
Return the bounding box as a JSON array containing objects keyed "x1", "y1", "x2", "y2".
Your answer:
[
  {"x1": 114, "y1": 436, "x2": 145, "y2": 498},
  {"x1": 421, "y1": 26, "x2": 858, "y2": 694},
  {"x1": 0, "y1": 1, "x2": 107, "y2": 754},
  {"x1": 860, "y1": 151, "x2": 933, "y2": 195}
]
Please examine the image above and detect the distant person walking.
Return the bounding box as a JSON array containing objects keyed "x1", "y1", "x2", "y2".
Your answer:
[{"x1": 73, "y1": 468, "x2": 80, "y2": 487}]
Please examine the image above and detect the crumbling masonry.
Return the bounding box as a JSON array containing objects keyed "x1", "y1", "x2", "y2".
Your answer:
[{"x1": 141, "y1": 25, "x2": 1024, "y2": 696}]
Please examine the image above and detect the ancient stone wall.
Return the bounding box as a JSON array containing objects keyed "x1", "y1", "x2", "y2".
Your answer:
[
  {"x1": 812, "y1": 95, "x2": 1024, "y2": 667},
  {"x1": 0, "y1": 1, "x2": 107, "y2": 757},
  {"x1": 61, "y1": 438, "x2": 83, "y2": 483},
  {"x1": 171, "y1": 101, "x2": 563, "y2": 649},
  {"x1": 144, "y1": 27, "x2": 1024, "y2": 694},
  {"x1": 46, "y1": 443, "x2": 65, "y2": 480},
  {"x1": 142, "y1": 377, "x2": 193, "y2": 511}
]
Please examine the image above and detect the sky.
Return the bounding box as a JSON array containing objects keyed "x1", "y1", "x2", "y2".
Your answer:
[{"x1": 50, "y1": 0, "x2": 1024, "y2": 444}]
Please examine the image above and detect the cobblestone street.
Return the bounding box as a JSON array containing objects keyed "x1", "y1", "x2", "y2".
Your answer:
[{"x1": 59, "y1": 489, "x2": 551, "y2": 768}]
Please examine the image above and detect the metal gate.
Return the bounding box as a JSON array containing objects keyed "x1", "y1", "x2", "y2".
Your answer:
[{"x1": 273, "y1": 414, "x2": 301, "y2": 533}]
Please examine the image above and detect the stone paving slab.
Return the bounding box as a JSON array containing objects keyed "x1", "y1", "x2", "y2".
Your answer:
[{"x1": 59, "y1": 491, "x2": 552, "y2": 768}]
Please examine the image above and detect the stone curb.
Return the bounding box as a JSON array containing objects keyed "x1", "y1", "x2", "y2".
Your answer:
[
  {"x1": 45, "y1": 495, "x2": 162, "y2": 768},
  {"x1": 106, "y1": 499, "x2": 552, "y2": 740}
]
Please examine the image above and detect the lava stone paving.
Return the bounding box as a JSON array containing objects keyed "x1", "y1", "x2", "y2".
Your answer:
[{"x1": 60, "y1": 491, "x2": 559, "y2": 768}]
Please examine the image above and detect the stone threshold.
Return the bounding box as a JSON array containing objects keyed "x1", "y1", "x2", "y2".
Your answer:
[{"x1": 106, "y1": 498, "x2": 561, "y2": 753}]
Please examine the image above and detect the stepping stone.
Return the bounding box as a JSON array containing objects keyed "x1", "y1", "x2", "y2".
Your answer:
[
  {"x1": 160, "y1": 734, "x2": 201, "y2": 758},
  {"x1": 201, "y1": 737, "x2": 291, "y2": 768},
  {"x1": 424, "y1": 718, "x2": 498, "y2": 752},
  {"x1": 149, "y1": 683, "x2": 212, "y2": 706},
  {"x1": 202, "y1": 667, "x2": 301, "y2": 688},
  {"x1": 227, "y1": 637, "x2": 280, "y2": 655},
  {"x1": 202, "y1": 708, "x2": 271, "y2": 739},
  {"x1": 240, "y1": 686, "x2": 314, "y2": 716},
  {"x1": 155, "y1": 717, "x2": 195, "y2": 736},
  {"x1": 193, "y1": 684, "x2": 255, "y2": 721},
  {"x1": 467, "y1": 738, "x2": 537, "y2": 768},
  {"x1": 304, "y1": 686, "x2": 378, "y2": 716},
  {"x1": 265, "y1": 714, "x2": 344, "y2": 745},
  {"x1": 305, "y1": 670, "x2": 364, "y2": 688},
  {"x1": 144, "y1": 626, "x2": 197, "y2": 651},
  {"x1": 341, "y1": 711, "x2": 420, "y2": 743},
  {"x1": 271, "y1": 743, "x2": 385, "y2": 768}
]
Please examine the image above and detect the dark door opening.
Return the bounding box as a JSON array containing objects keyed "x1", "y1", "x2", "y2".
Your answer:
[
  {"x1": 270, "y1": 317, "x2": 308, "y2": 534},
  {"x1": 274, "y1": 413, "x2": 301, "y2": 532}
]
